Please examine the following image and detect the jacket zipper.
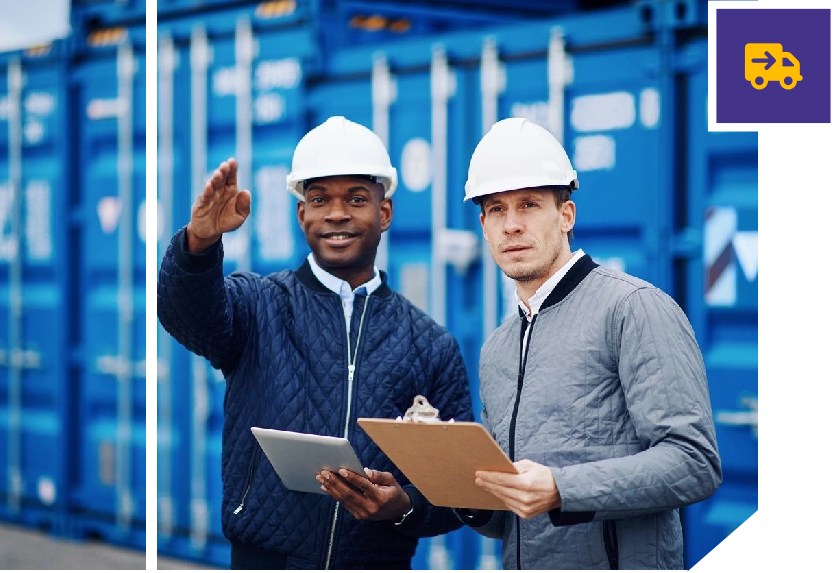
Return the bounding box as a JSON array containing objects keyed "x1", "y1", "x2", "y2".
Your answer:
[
  {"x1": 233, "y1": 446, "x2": 259, "y2": 515},
  {"x1": 324, "y1": 294, "x2": 371, "y2": 570},
  {"x1": 603, "y1": 520, "x2": 619, "y2": 569},
  {"x1": 511, "y1": 313, "x2": 538, "y2": 570}
]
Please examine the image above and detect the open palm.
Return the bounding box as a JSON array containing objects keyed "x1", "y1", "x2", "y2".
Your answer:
[{"x1": 187, "y1": 157, "x2": 251, "y2": 252}]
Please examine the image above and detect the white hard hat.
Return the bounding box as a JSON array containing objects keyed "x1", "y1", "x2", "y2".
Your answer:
[
  {"x1": 286, "y1": 116, "x2": 398, "y2": 201},
  {"x1": 464, "y1": 117, "x2": 578, "y2": 203}
]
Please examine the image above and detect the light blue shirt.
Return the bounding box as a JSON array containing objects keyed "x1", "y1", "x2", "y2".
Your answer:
[{"x1": 307, "y1": 253, "x2": 381, "y2": 334}]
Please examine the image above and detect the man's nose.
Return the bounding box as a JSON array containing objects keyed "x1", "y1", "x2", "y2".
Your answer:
[
  {"x1": 503, "y1": 210, "x2": 524, "y2": 234},
  {"x1": 325, "y1": 201, "x2": 350, "y2": 222}
]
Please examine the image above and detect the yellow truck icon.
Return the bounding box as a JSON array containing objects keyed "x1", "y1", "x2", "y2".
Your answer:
[{"x1": 744, "y1": 43, "x2": 802, "y2": 90}]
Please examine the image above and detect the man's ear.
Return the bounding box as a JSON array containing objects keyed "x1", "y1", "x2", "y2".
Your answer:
[
  {"x1": 379, "y1": 197, "x2": 393, "y2": 232},
  {"x1": 479, "y1": 212, "x2": 488, "y2": 241},
  {"x1": 559, "y1": 200, "x2": 576, "y2": 235},
  {"x1": 296, "y1": 199, "x2": 305, "y2": 228}
]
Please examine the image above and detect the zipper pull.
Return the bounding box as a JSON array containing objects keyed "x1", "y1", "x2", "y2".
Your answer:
[
  {"x1": 233, "y1": 503, "x2": 244, "y2": 515},
  {"x1": 348, "y1": 364, "x2": 355, "y2": 384}
]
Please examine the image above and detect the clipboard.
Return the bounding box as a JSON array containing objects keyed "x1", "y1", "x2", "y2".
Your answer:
[{"x1": 357, "y1": 418, "x2": 516, "y2": 510}]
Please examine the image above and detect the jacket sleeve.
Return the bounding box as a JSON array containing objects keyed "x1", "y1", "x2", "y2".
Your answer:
[
  {"x1": 549, "y1": 287, "x2": 722, "y2": 522},
  {"x1": 453, "y1": 400, "x2": 509, "y2": 538},
  {"x1": 157, "y1": 226, "x2": 259, "y2": 373},
  {"x1": 391, "y1": 329, "x2": 475, "y2": 537}
]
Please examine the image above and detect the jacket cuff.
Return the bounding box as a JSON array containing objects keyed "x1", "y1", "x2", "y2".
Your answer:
[
  {"x1": 390, "y1": 485, "x2": 428, "y2": 533},
  {"x1": 548, "y1": 508, "x2": 595, "y2": 526},
  {"x1": 453, "y1": 507, "x2": 494, "y2": 528},
  {"x1": 173, "y1": 226, "x2": 222, "y2": 273}
]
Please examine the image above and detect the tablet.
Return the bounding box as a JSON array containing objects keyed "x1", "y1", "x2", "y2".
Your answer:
[{"x1": 250, "y1": 427, "x2": 366, "y2": 495}]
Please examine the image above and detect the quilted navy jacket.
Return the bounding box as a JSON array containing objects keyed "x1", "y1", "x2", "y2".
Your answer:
[{"x1": 157, "y1": 227, "x2": 474, "y2": 568}]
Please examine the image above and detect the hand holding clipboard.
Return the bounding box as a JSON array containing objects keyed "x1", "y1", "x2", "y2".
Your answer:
[{"x1": 357, "y1": 396, "x2": 517, "y2": 510}]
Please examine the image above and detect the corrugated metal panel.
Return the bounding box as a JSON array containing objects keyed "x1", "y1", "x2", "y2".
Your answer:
[
  {"x1": 157, "y1": 14, "x2": 317, "y2": 565},
  {"x1": 71, "y1": 0, "x2": 147, "y2": 26},
  {"x1": 0, "y1": 44, "x2": 73, "y2": 534},
  {"x1": 71, "y1": 33, "x2": 146, "y2": 546},
  {"x1": 157, "y1": 1, "x2": 644, "y2": 50},
  {"x1": 1, "y1": 18, "x2": 149, "y2": 551},
  {"x1": 680, "y1": 40, "x2": 758, "y2": 568},
  {"x1": 158, "y1": 0, "x2": 757, "y2": 568},
  {"x1": 308, "y1": 7, "x2": 678, "y2": 568}
]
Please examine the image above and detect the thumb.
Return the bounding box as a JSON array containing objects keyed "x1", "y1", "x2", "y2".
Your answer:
[
  {"x1": 235, "y1": 190, "x2": 252, "y2": 218},
  {"x1": 512, "y1": 459, "x2": 535, "y2": 473},
  {"x1": 366, "y1": 468, "x2": 397, "y2": 486}
]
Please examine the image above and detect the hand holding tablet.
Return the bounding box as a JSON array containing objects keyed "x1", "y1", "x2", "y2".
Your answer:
[{"x1": 250, "y1": 427, "x2": 365, "y2": 495}]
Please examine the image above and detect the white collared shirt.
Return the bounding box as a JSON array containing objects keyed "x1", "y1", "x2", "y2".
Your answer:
[
  {"x1": 307, "y1": 253, "x2": 381, "y2": 334},
  {"x1": 515, "y1": 249, "x2": 585, "y2": 360}
]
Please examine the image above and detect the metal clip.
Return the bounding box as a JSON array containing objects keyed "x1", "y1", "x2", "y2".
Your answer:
[{"x1": 398, "y1": 395, "x2": 441, "y2": 423}]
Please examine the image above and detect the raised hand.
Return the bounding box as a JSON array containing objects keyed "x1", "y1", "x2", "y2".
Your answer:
[{"x1": 186, "y1": 158, "x2": 252, "y2": 253}]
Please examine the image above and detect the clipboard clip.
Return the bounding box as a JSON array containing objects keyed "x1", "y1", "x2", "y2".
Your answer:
[{"x1": 397, "y1": 395, "x2": 443, "y2": 423}]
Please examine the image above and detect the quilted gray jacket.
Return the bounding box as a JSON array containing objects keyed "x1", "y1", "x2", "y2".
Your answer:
[
  {"x1": 158, "y1": 227, "x2": 474, "y2": 568},
  {"x1": 462, "y1": 255, "x2": 721, "y2": 569}
]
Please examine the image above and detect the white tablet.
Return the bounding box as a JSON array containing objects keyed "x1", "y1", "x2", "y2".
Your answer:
[{"x1": 250, "y1": 427, "x2": 366, "y2": 495}]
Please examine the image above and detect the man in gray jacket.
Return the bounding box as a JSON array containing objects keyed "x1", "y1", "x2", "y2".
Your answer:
[{"x1": 456, "y1": 118, "x2": 722, "y2": 569}]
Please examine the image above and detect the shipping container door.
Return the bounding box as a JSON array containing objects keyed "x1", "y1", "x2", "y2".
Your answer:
[
  {"x1": 0, "y1": 47, "x2": 72, "y2": 534},
  {"x1": 157, "y1": 14, "x2": 315, "y2": 566},
  {"x1": 73, "y1": 33, "x2": 146, "y2": 547},
  {"x1": 456, "y1": 9, "x2": 666, "y2": 567},
  {"x1": 312, "y1": 37, "x2": 487, "y2": 569},
  {"x1": 681, "y1": 48, "x2": 758, "y2": 568},
  {"x1": 157, "y1": 30, "x2": 194, "y2": 561},
  {"x1": 384, "y1": 51, "x2": 483, "y2": 571},
  {"x1": 493, "y1": 34, "x2": 666, "y2": 321}
]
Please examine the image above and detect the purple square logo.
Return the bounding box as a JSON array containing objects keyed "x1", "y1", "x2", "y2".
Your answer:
[{"x1": 717, "y1": 9, "x2": 831, "y2": 123}]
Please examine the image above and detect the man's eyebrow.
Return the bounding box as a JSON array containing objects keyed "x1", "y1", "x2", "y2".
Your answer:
[{"x1": 304, "y1": 184, "x2": 374, "y2": 195}]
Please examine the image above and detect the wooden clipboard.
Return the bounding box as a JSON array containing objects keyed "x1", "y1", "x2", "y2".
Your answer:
[{"x1": 357, "y1": 418, "x2": 516, "y2": 510}]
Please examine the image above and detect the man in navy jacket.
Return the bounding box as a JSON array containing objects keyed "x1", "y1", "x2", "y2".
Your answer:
[{"x1": 157, "y1": 117, "x2": 473, "y2": 569}]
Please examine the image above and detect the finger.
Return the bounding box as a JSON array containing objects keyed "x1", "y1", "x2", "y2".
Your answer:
[
  {"x1": 224, "y1": 159, "x2": 238, "y2": 187},
  {"x1": 513, "y1": 459, "x2": 537, "y2": 472},
  {"x1": 208, "y1": 169, "x2": 226, "y2": 194},
  {"x1": 317, "y1": 469, "x2": 341, "y2": 489},
  {"x1": 320, "y1": 471, "x2": 362, "y2": 500},
  {"x1": 337, "y1": 468, "x2": 373, "y2": 492},
  {"x1": 475, "y1": 478, "x2": 515, "y2": 503},
  {"x1": 201, "y1": 177, "x2": 215, "y2": 199},
  {"x1": 366, "y1": 469, "x2": 397, "y2": 486},
  {"x1": 215, "y1": 161, "x2": 229, "y2": 183},
  {"x1": 327, "y1": 470, "x2": 366, "y2": 495},
  {"x1": 475, "y1": 470, "x2": 521, "y2": 488},
  {"x1": 235, "y1": 190, "x2": 251, "y2": 218}
]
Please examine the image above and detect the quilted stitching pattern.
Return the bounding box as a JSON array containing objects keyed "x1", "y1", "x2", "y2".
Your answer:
[
  {"x1": 479, "y1": 264, "x2": 721, "y2": 570},
  {"x1": 158, "y1": 228, "x2": 473, "y2": 567}
]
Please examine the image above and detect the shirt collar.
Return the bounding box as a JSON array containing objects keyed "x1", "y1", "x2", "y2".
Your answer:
[
  {"x1": 307, "y1": 253, "x2": 381, "y2": 297},
  {"x1": 516, "y1": 249, "x2": 585, "y2": 320}
]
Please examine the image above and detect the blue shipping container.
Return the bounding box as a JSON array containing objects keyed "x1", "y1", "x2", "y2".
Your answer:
[
  {"x1": 0, "y1": 42, "x2": 74, "y2": 537},
  {"x1": 1, "y1": 16, "x2": 147, "y2": 553},
  {"x1": 158, "y1": 0, "x2": 757, "y2": 568},
  {"x1": 71, "y1": 29, "x2": 147, "y2": 547}
]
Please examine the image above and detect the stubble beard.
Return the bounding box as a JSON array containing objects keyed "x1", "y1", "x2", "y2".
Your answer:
[
  {"x1": 498, "y1": 241, "x2": 565, "y2": 286},
  {"x1": 501, "y1": 263, "x2": 544, "y2": 283}
]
